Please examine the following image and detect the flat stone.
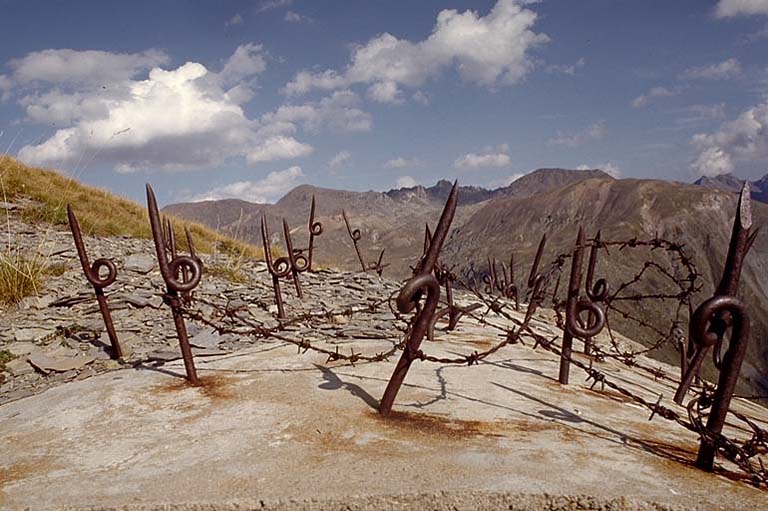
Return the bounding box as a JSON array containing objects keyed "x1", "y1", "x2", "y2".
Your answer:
[
  {"x1": 124, "y1": 254, "x2": 155, "y2": 274},
  {"x1": 17, "y1": 294, "x2": 56, "y2": 310},
  {"x1": 189, "y1": 328, "x2": 234, "y2": 349},
  {"x1": 145, "y1": 351, "x2": 180, "y2": 362},
  {"x1": 12, "y1": 327, "x2": 53, "y2": 342},
  {"x1": 5, "y1": 358, "x2": 34, "y2": 376},
  {"x1": 28, "y1": 353, "x2": 95, "y2": 374},
  {"x1": 4, "y1": 342, "x2": 41, "y2": 356}
]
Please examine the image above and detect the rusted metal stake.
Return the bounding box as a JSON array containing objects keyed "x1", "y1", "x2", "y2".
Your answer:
[
  {"x1": 283, "y1": 218, "x2": 309, "y2": 298},
  {"x1": 558, "y1": 226, "x2": 607, "y2": 385},
  {"x1": 525, "y1": 232, "x2": 548, "y2": 317},
  {"x1": 379, "y1": 181, "x2": 459, "y2": 416},
  {"x1": 146, "y1": 184, "x2": 202, "y2": 384},
  {"x1": 342, "y1": 209, "x2": 368, "y2": 272},
  {"x1": 261, "y1": 216, "x2": 288, "y2": 320},
  {"x1": 342, "y1": 209, "x2": 388, "y2": 275},
  {"x1": 66, "y1": 205, "x2": 123, "y2": 359},
  {"x1": 674, "y1": 183, "x2": 755, "y2": 471},
  {"x1": 306, "y1": 195, "x2": 323, "y2": 272}
]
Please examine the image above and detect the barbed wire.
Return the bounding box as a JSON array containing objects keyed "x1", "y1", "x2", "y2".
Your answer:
[{"x1": 169, "y1": 233, "x2": 765, "y2": 487}]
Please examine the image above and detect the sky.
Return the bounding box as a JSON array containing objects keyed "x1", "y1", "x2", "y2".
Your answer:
[{"x1": 1, "y1": 0, "x2": 768, "y2": 205}]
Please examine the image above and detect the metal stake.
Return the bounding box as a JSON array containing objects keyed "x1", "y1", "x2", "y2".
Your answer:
[{"x1": 67, "y1": 205, "x2": 123, "y2": 359}]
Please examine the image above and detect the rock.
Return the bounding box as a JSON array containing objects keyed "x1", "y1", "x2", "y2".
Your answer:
[
  {"x1": 124, "y1": 254, "x2": 155, "y2": 274},
  {"x1": 146, "y1": 351, "x2": 180, "y2": 362},
  {"x1": 17, "y1": 295, "x2": 56, "y2": 310},
  {"x1": 12, "y1": 327, "x2": 54, "y2": 342},
  {"x1": 28, "y1": 353, "x2": 95, "y2": 374},
  {"x1": 5, "y1": 358, "x2": 34, "y2": 376},
  {"x1": 0, "y1": 201, "x2": 19, "y2": 210},
  {"x1": 5, "y1": 342, "x2": 41, "y2": 356}
]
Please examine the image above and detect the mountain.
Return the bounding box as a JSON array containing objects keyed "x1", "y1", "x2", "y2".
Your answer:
[
  {"x1": 694, "y1": 172, "x2": 768, "y2": 203},
  {"x1": 494, "y1": 167, "x2": 613, "y2": 199},
  {"x1": 443, "y1": 176, "x2": 768, "y2": 396},
  {"x1": 163, "y1": 168, "x2": 612, "y2": 276}
]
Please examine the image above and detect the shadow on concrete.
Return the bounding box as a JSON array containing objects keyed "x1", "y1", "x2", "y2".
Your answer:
[
  {"x1": 314, "y1": 364, "x2": 380, "y2": 410},
  {"x1": 491, "y1": 381, "x2": 700, "y2": 467}
]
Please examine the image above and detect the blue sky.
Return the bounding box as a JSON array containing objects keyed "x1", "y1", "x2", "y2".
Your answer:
[{"x1": 1, "y1": 0, "x2": 768, "y2": 205}]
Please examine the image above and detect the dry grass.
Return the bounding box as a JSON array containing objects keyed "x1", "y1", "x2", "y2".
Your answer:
[
  {"x1": 0, "y1": 155, "x2": 263, "y2": 257},
  {"x1": 0, "y1": 250, "x2": 45, "y2": 306}
]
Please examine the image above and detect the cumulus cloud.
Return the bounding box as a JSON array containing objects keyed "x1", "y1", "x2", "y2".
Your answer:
[
  {"x1": 680, "y1": 58, "x2": 741, "y2": 80},
  {"x1": 631, "y1": 86, "x2": 678, "y2": 108},
  {"x1": 191, "y1": 166, "x2": 304, "y2": 203},
  {"x1": 10, "y1": 45, "x2": 322, "y2": 171},
  {"x1": 261, "y1": 89, "x2": 372, "y2": 133},
  {"x1": 283, "y1": 0, "x2": 548, "y2": 101},
  {"x1": 549, "y1": 121, "x2": 606, "y2": 147},
  {"x1": 246, "y1": 136, "x2": 313, "y2": 165},
  {"x1": 715, "y1": 0, "x2": 768, "y2": 18},
  {"x1": 328, "y1": 150, "x2": 352, "y2": 171},
  {"x1": 384, "y1": 157, "x2": 420, "y2": 169},
  {"x1": 455, "y1": 143, "x2": 511, "y2": 169},
  {"x1": 576, "y1": 162, "x2": 621, "y2": 178},
  {"x1": 690, "y1": 101, "x2": 768, "y2": 176},
  {"x1": 396, "y1": 175, "x2": 419, "y2": 188},
  {"x1": 7, "y1": 48, "x2": 169, "y2": 86}
]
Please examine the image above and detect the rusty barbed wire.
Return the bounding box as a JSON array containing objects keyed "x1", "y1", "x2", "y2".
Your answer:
[{"x1": 169, "y1": 221, "x2": 765, "y2": 486}]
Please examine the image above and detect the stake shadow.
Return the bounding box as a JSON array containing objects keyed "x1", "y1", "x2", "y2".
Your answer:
[
  {"x1": 491, "y1": 381, "x2": 697, "y2": 466},
  {"x1": 314, "y1": 364, "x2": 379, "y2": 410}
]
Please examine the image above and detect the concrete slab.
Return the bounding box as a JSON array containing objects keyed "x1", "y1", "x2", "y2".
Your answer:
[{"x1": 1, "y1": 316, "x2": 766, "y2": 511}]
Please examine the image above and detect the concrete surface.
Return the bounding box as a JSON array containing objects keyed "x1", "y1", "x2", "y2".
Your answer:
[{"x1": 1, "y1": 312, "x2": 766, "y2": 511}]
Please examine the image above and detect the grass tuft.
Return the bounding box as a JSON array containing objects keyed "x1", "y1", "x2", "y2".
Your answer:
[{"x1": 0, "y1": 251, "x2": 45, "y2": 307}]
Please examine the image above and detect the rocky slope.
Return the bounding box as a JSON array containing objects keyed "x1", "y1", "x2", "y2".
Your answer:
[
  {"x1": 443, "y1": 177, "x2": 768, "y2": 396},
  {"x1": 163, "y1": 168, "x2": 613, "y2": 277}
]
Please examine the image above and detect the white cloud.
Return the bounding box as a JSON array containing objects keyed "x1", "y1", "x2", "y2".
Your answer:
[
  {"x1": 328, "y1": 150, "x2": 352, "y2": 170},
  {"x1": 246, "y1": 136, "x2": 313, "y2": 164},
  {"x1": 631, "y1": 86, "x2": 678, "y2": 108},
  {"x1": 576, "y1": 162, "x2": 621, "y2": 178},
  {"x1": 455, "y1": 143, "x2": 511, "y2": 169},
  {"x1": 226, "y1": 14, "x2": 243, "y2": 26},
  {"x1": 192, "y1": 166, "x2": 303, "y2": 203},
  {"x1": 396, "y1": 175, "x2": 419, "y2": 188},
  {"x1": 680, "y1": 58, "x2": 741, "y2": 80},
  {"x1": 285, "y1": 11, "x2": 312, "y2": 23},
  {"x1": 716, "y1": 0, "x2": 768, "y2": 18},
  {"x1": 367, "y1": 81, "x2": 403, "y2": 104},
  {"x1": 8, "y1": 49, "x2": 169, "y2": 86},
  {"x1": 219, "y1": 43, "x2": 267, "y2": 86},
  {"x1": 550, "y1": 121, "x2": 606, "y2": 147},
  {"x1": 262, "y1": 89, "x2": 372, "y2": 133},
  {"x1": 545, "y1": 57, "x2": 585, "y2": 75},
  {"x1": 12, "y1": 45, "x2": 317, "y2": 171},
  {"x1": 284, "y1": 0, "x2": 548, "y2": 102},
  {"x1": 691, "y1": 101, "x2": 768, "y2": 176},
  {"x1": 384, "y1": 157, "x2": 420, "y2": 169}
]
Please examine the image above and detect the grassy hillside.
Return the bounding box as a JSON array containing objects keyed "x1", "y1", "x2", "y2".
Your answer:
[{"x1": 0, "y1": 155, "x2": 261, "y2": 257}]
